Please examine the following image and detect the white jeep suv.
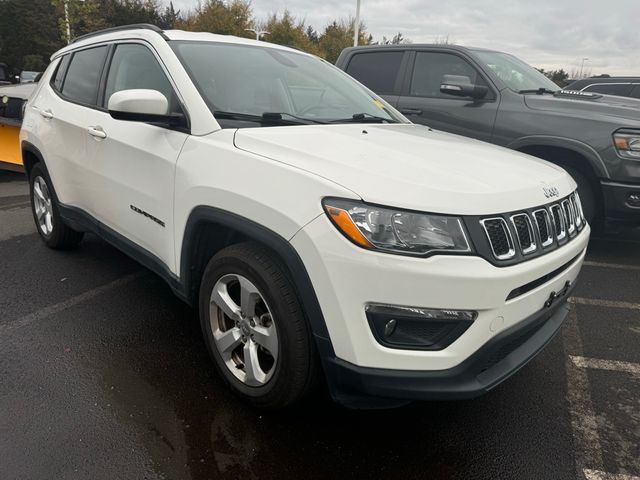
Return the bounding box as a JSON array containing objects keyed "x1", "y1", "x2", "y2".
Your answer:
[{"x1": 21, "y1": 24, "x2": 589, "y2": 408}]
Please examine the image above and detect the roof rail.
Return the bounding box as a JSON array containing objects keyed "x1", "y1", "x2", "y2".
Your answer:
[{"x1": 70, "y1": 24, "x2": 168, "y2": 44}]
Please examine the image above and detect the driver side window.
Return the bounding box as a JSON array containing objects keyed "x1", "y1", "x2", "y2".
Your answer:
[
  {"x1": 410, "y1": 52, "x2": 487, "y2": 98},
  {"x1": 103, "y1": 43, "x2": 174, "y2": 110}
]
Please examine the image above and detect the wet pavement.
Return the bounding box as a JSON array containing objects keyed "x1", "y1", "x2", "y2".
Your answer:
[{"x1": 1, "y1": 170, "x2": 639, "y2": 480}]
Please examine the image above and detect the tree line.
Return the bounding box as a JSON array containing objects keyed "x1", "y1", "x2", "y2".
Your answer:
[{"x1": 0, "y1": 0, "x2": 398, "y2": 72}]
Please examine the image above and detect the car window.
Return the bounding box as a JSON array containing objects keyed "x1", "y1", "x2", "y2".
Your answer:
[
  {"x1": 103, "y1": 43, "x2": 173, "y2": 108},
  {"x1": 629, "y1": 85, "x2": 640, "y2": 99},
  {"x1": 0, "y1": 66, "x2": 7, "y2": 82},
  {"x1": 583, "y1": 83, "x2": 632, "y2": 97},
  {"x1": 410, "y1": 52, "x2": 487, "y2": 98},
  {"x1": 345, "y1": 51, "x2": 404, "y2": 95},
  {"x1": 475, "y1": 51, "x2": 559, "y2": 93},
  {"x1": 61, "y1": 46, "x2": 108, "y2": 105},
  {"x1": 52, "y1": 55, "x2": 71, "y2": 92}
]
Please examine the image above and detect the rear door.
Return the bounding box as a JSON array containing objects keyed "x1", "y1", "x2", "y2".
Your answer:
[
  {"x1": 30, "y1": 46, "x2": 109, "y2": 208},
  {"x1": 83, "y1": 42, "x2": 189, "y2": 271},
  {"x1": 396, "y1": 50, "x2": 499, "y2": 142},
  {"x1": 342, "y1": 50, "x2": 408, "y2": 107}
]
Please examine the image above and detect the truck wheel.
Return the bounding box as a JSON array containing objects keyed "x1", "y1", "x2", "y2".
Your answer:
[
  {"x1": 565, "y1": 167, "x2": 598, "y2": 225},
  {"x1": 29, "y1": 163, "x2": 84, "y2": 249},
  {"x1": 199, "y1": 242, "x2": 319, "y2": 408}
]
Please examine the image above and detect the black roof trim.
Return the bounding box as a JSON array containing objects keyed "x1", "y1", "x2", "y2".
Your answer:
[{"x1": 70, "y1": 24, "x2": 168, "y2": 44}]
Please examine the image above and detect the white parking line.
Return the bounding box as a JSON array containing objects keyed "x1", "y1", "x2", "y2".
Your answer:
[
  {"x1": 0, "y1": 272, "x2": 145, "y2": 335},
  {"x1": 583, "y1": 261, "x2": 640, "y2": 272},
  {"x1": 571, "y1": 356, "x2": 640, "y2": 376},
  {"x1": 563, "y1": 308, "x2": 605, "y2": 475},
  {"x1": 569, "y1": 297, "x2": 640, "y2": 311},
  {"x1": 584, "y1": 469, "x2": 640, "y2": 480}
]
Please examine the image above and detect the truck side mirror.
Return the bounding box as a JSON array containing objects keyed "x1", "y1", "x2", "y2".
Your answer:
[{"x1": 440, "y1": 74, "x2": 488, "y2": 99}]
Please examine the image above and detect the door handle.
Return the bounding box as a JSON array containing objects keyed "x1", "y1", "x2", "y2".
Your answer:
[
  {"x1": 399, "y1": 108, "x2": 423, "y2": 116},
  {"x1": 40, "y1": 109, "x2": 54, "y2": 119},
  {"x1": 87, "y1": 126, "x2": 107, "y2": 139}
]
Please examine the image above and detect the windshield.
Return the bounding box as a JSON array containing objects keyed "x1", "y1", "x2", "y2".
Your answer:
[
  {"x1": 170, "y1": 41, "x2": 405, "y2": 127},
  {"x1": 475, "y1": 51, "x2": 559, "y2": 93}
]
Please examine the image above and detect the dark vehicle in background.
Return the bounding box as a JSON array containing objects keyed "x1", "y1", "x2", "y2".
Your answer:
[
  {"x1": 336, "y1": 45, "x2": 640, "y2": 227},
  {"x1": 0, "y1": 63, "x2": 19, "y2": 85},
  {"x1": 565, "y1": 76, "x2": 640, "y2": 99}
]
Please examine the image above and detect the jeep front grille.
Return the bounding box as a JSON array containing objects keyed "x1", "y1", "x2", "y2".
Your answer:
[
  {"x1": 511, "y1": 213, "x2": 537, "y2": 254},
  {"x1": 478, "y1": 191, "x2": 586, "y2": 264},
  {"x1": 550, "y1": 204, "x2": 566, "y2": 240},
  {"x1": 533, "y1": 209, "x2": 553, "y2": 248},
  {"x1": 480, "y1": 218, "x2": 515, "y2": 260}
]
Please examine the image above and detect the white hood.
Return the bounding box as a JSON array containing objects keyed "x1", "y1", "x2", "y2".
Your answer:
[{"x1": 234, "y1": 124, "x2": 575, "y2": 215}]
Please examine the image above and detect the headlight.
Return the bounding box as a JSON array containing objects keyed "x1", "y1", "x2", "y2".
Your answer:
[
  {"x1": 322, "y1": 198, "x2": 472, "y2": 256},
  {"x1": 614, "y1": 130, "x2": 640, "y2": 159}
]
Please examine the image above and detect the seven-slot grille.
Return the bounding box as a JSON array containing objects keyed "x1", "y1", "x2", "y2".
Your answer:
[{"x1": 481, "y1": 191, "x2": 586, "y2": 261}]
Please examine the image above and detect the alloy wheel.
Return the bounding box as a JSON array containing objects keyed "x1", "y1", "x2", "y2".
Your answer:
[
  {"x1": 209, "y1": 273, "x2": 279, "y2": 386},
  {"x1": 33, "y1": 176, "x2": 54, "y2": 236}
]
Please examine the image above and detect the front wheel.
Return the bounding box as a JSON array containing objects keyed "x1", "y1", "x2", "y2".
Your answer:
[
  {"x1": 29, "y1": 163, "x2": 84, "y2": 249},
  {"x1": 199, "y1": 242, "x2": 319, "y2": 408}
]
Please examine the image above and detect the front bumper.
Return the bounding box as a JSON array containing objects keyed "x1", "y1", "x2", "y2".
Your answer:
[
  {"x1": 291, "y1": 213, "x2": 589, "y2": 406},
  {"x1": 601, "y1": 180, "x2": 640, "y2": 223},
  {"x1": 320, "y1": 289, "x2": 571, "y2": 408}
]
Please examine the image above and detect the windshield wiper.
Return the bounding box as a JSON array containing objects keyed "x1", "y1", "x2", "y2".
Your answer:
[
  {"x1": 213, "y1": 111, "x2": 313, "y2": 126},
  {"x1": 517, "y1": 88, "x2": 557, "y2": 95},
  {"x1": 328, "y1": 112, "x2": 399, "y2": 124},
  {"x1": 262, "y1": 112, "x2": 328, "y2": 124}
]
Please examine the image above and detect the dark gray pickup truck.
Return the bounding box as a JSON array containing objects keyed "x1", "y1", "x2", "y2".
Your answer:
[{"x1": 336, "y1": 45, "x2": 640, "y2": 226}]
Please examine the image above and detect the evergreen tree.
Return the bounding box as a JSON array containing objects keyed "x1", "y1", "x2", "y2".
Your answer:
[{"x1": 0, "y1": 0, "x2": 63, "y2": 71}]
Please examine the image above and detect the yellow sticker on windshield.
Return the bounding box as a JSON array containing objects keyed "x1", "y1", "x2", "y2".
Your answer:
[{"x1": 373, "y1": 99, "x2": 385, "y2": 109}]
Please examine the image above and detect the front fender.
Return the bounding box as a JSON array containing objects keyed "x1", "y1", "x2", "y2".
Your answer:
[{"x1": 507, "y1": 135, "x2": 609, "y2": 178}]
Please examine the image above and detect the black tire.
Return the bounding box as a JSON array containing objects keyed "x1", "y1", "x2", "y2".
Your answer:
[
  {"x1": 564, "y1": 167, "x2": 599, "y2": 226},
  {"x1": 199, "y1": 242, "x2": 320, "y2": 409},
  {"x1": 29, "y1": 163, "x2": 84, "y2": 249}
]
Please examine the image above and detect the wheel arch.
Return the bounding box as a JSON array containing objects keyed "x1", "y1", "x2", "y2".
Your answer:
[
  {"x1": 508, "y1": 136, "x2": 608, "y2": 179},
  {"x1": 511, "y1": 139, "x2": 605, "y2": 222},
  {"x1": 21, "y1": 141, "x2": 45, "y2": 179},
  {"x1": 180, "y1": 206, "x2": 332, "y2": 343}
]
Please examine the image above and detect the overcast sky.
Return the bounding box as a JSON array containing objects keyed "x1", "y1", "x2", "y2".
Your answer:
[{"x1": 166, "y1": 0, "x2": 640, "y2": 75}]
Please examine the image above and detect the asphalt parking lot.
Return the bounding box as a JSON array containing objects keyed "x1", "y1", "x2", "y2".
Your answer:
[{"x1": 0, "y1": 170, "x2": 638, "y2": 480}]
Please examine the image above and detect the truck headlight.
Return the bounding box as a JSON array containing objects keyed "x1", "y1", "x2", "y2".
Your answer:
[
  {"x1": 614, "y1": 130, "x2": 640, "y2": 159},
  {"x1": 322, "y1": 198, "x2": 472, "y2": 256}
]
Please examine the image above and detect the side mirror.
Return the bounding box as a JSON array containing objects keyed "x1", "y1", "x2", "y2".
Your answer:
[
  {"x1": 108, "y1": 89, "x2": 184, "y2": 126},
  {"x1": 440, "y1": 74, "x2": 488, "y2": 99}
]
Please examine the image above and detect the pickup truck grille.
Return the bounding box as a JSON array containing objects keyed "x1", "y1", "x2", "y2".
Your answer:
[{"x1": 475, "y1": 191, "x2": 586, "y2": 265}]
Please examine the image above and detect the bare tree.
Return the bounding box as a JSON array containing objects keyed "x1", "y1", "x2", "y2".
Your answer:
[
  {"x1": 434, "y1": 34, "x2": 454, "y2": 45},
  {"x1": 569, "y1": 66, "x2": 593, "y2": 80}
]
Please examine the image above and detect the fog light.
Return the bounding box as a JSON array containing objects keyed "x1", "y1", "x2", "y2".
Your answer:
[
  {"x1": 365, "y1": 304, "x2": 477, "y2": 351},
  {"x1": 627, "y1": 193, "x2": 640, "y2": 208}
]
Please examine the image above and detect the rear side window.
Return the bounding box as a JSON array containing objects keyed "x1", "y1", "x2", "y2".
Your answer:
[
  {"x1": 345, "y1": 51, "x2": 404, "y2": 95},
  {"x1": 61, "y1": 46, "x2": 108, "y2": 105},
  {"x1": 630, "y1": 85, "x2": 640, "y2": 99},
  {"x1": 410, "y1": 52, "x2": 487, "y2": 98},
  {"x1": 583, "y1": 83, "x2": 631, "y2": 97},
  {"x1": 52, "y1": 55, "x2": 71, "y2": 92},
  {"x1": 103, "y1": 43, "x2": 173, "y2": 107}
]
